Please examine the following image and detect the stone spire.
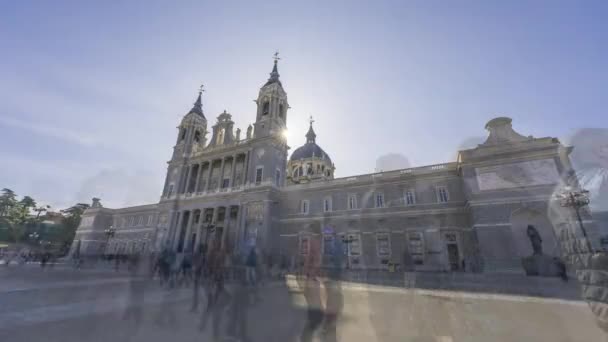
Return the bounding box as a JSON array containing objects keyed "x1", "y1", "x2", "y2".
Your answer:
[
  {"x1": 188, "y1": 85, "x2": 205, "y2": 119},
  {"x1": 264, "y1": 52, "x2": 282, "y2": 86},
  {"x1": 306, "y1": 116, "x2": 316, "y2": 144}
]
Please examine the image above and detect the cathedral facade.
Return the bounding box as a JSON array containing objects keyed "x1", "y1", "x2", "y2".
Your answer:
[{"x1": 71, "y1": 59, "x2": 603, "y2": 273}]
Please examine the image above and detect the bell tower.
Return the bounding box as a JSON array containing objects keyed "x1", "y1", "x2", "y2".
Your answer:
[
  {"x1": 162, "y1": 86, "x2": 208, "y2": 198},
  {"x1": 253, "y1": 52, "x2": 289, "y2": 139}
]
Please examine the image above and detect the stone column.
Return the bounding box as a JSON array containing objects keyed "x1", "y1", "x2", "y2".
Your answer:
[
  {"x1": 193, "y1": 163, "x2": 202, "y2": 194},
  {"x1": 194, "y1": 216, "x2": 203, "y2": 253},
  {"x1": 172, "y1": 211, "x2": 184, "y2": 251},
  {"x1": 230, "y1": 155, "x2": 237, "y2": 188},
  {"x1": 244, "y1": 150, "x2": 251, "y2": 185},
  {"x1": 221, "y1": 206, "x2": 231, "y2": 249},
  {"x1": 184, "y1": 164, "x2": 193, "y2": 193},
  {"x1": 183, "y1": 210, "x2": 195, "y2": 252},
  {"x1": 219, "y1": 157, "x2": 226, "y2": 189},
  {"x1": 204, "y1": 160, "x2": 214, "y2": 192}
]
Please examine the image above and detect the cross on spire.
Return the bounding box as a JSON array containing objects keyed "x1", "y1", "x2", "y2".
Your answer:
[
  {"x1": 306, "y1": 115, "x2": 316, "y2": 144},
  {"x1": 273, "y1": 51, "x2": 281, "y2": 62},
  {"x1": 198, "y1": 84, "x2": 205, "y2": 94}
]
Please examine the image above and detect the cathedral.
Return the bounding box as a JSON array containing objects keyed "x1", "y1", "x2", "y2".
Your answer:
[{"x1": 71, "y1": 58, "x2": 603, "y2": 273}]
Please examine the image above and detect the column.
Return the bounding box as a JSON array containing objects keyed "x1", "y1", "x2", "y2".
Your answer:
[
  {"x1": 204, "y1": 160, "x2": 214, "y2": 192},
  {"x1": 172, "y1": 211, "x2": 184, "y2": 251},
  {"x1": 221, "y1": 206, "x2": 231, "y2": 249},
  {"x1": 183, "y1": 165, "x2": 192, "y2": 194},
  {"x1": 244, "y1": 150, "x2": 251, "y2": 185},
  {"x1": 194, "y1": 216, "x2": 203, "y2": 253},
  {"x1": 219, "y1": 157, "x2": 226, "y2": 189},
  {"x1": 193, "y1": 163, "x2": 202, "y2": 193},
  {"x1": 183, "y1": 211, "x2": 195, "y2": 252},
  {"x1": 234, "y1": 204, "x2": 244, "y2": 252},
  {"x1": 230, "y1": 154, "x2": 237, "y2": 188}
]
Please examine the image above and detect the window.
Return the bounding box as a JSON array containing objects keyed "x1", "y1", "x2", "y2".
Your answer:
[
  {"x1": 262, "y1": 101, "x2": 270, "y2": 115},
  {"x1": 255, "y1": 167, "x2": 263, "y2": 185},
  {"x1": 129, "y1": 216, "x2": 135, "y2": 227},
  {"x1": 299, "y1": 236, "x2": 310, "y2": 256},
  {"x1": 122, "y1": 217, "x2": 127, "y2": 228},
  {"x1": 375, "y1": 193, "x2": 384, "y2": 208},
  {"x1": 180, "y1": 128, "x2": 186, "y2": 141},
  {"x1": 137, "y1": 216, "x2": 144, "y2": 226},
  {"x1": 275, "y1": 169, "x2": 281, "y2": 187},
  {"x1": 279, "y1": 104, "x2": 284, "y2": 118},
  {"x1": 194, "y1": 130, "x2": 201, "y2": 142},
  {"x1": 147, "y1": 215, "x2": 153, "y2": 226},
  {"x1": 377, "y1": 233, "x2": 391, "y2": 257},
  {"x1": 323, "y1": 197, "x2": 332, "y2": 212},
  {"x1": 437, "y1": 186, "x2": 449, "y2": 203},
  {"x1": 405, "y1": 190, "x2": 416, "y2": 206},
  {"x1": 222, "y1": 178, "x2": 230, "y2": 189},
  {"x1": 348, "y1": 195, "x2": 357, "y2": 210},
  {"x1": 300, "y1": 200, "x2": 309, "y2": 214},
  {"x1": 217, "y1": 128, "x2": 225, "y2": 145},
  {"x1": 408, "y1": 231, "x2": 425, "y2": 265},
  {"x1": 167, "y1": 184, "x2": 174, "y2": 197}
]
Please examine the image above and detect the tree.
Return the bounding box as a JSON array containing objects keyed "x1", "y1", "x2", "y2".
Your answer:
[
  {"x1": 58, "y1": 203, "x2": 90, "y2": 252},
  {"x1": 0, "y1": 188, "x2": 17, "y2": 218}
]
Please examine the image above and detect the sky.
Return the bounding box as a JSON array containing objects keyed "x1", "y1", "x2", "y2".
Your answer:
[{"x1": 1, "y1": 1, "x2": 607, "y2": 210}]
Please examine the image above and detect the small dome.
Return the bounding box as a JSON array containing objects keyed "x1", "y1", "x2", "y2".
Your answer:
[
  {"x1": 289, "y1": 121, "x2": 332, "y2": 164},
  {"x1": 290, "y1": 142, "x2": 332, "y2": 164}
]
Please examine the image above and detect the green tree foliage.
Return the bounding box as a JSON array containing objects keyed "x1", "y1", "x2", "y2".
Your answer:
[{"x1": 58, "y1": 203, "x2": 90, "y2": 251}]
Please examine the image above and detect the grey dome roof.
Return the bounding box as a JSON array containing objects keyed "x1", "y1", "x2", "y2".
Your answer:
[
  {"x1": 290, "y1": 142, "x2": 332, "y2": 164},
  {"x1": 289, "y1": 122, "x2": 332, "y2": 164}
]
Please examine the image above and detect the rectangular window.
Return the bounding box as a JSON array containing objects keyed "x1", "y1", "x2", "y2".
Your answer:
[
  {"x1": 323, "y1": 197, "x2": 332, "y2": 212},
  {"x1": 255, "y1": 167, "x2": 263, "y2": 185},
  {"x1": 405, "y1": 190, "x2": 416, "y2": 206},
  {"x1": 167, "y1": 184, "x2": 174, "y2": 197},
  {"x1": 299, "y1": 236, "x2": 310, "y2": 256},
  {"x1": 137, "y1": 216, "x2": 144, "y2": 226},
  {"x1": 129, "y1": 216, "x2": 135, "y2": 227},
  {"x1": 375, "y1": 193, "x2": 384, "y2": 208},
  {"x1": 437, "y1": 186, "x2": 449, "y2": 203},
  {"x1": 301, "y1": 200, "x2": 309, "y2": 214},
  {"x1": 377, "y1": 233, "x2": 391, "y2": 257},
  {"x1": 147, "y1": 215, "x2": 153, "y2": 226},
  {"x1": 348, "y1": 195, "x2": 357, "y2": 210},
  {"x1": 222, "y1": 178, "x2": 230, "y2": 189},
  {"x1": 275, "y1": 169, "x2": 281, "y2": 187},
  {"x1": 408, "y1": 231, "x2": 425, "y2": 265}
]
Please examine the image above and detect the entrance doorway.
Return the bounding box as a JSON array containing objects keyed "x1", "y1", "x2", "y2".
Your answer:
[{"x1": 447, "y1": 244, "x2": 460, "y2": 271}]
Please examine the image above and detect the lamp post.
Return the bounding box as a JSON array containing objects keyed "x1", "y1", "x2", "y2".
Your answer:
[
  {"x1": 553, "y1": 186, "x2": 593, "y2": 253},
  {"x1": 29, "y1": 232, "x2": 40, "y2": 242},
  {"x1": 104, "y1": 226, "x2": 115, "y2": 258}
]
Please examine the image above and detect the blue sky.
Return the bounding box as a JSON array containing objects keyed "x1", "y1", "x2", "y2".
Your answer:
[{"x1": 1, "y1": 1, "x2": 606, "y2": 209}]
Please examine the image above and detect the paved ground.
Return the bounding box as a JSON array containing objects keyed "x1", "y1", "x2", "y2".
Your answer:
[{"x1": 0, "y1": 265, "x2": 606, "y2": 342}]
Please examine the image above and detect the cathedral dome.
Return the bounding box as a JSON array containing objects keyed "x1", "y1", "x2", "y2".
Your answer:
[
  {"x1": 289, "y1": 123, "x2": 332, "y2": 164},
  {"x1": 287, "y1": 119, "x2": 335, "y2": 185}
]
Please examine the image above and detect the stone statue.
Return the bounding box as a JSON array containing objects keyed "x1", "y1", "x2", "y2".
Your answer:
[
  {"x1": 246, "y1": 125, "x2": 252, "y2": 139},
  {"x1": 236, "y1": 128, "x2": 241, "y2": 142},
  {"x1": 527, "y1": 225, "x2": 543, "y2": 255},
  {"x1": 91, "y1": 197, "x2": 102, "y2": 208}
]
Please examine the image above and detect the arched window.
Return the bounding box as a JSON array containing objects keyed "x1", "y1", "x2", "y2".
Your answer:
[
  {"x1": 279, "y1": 104, "x2": 284, "y2": 118},
  {"x1": 180, "y1": 128, "x2": 187, "y2": 141},
  {"x1": 194, "y1": 130, "x2": 201, "y2": 143},
  {"x1": 262, "y1": 101, "x2": 270, "y2": 116}
]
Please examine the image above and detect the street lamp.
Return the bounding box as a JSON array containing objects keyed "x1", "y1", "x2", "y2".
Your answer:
[
  {"x1": 104, "y1": 226, "x2": 115, "y2": 257},
  {"x1": 553, "y1": 185, "x2": 594, "y2": 253},
  {"x1": 29, "y1": 232, "x2": 40, "y2": 243}
]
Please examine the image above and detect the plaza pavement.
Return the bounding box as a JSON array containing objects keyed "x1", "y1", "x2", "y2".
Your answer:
[{"x1": 0, "y1": 265, "x2": 606, "y2": 342}]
